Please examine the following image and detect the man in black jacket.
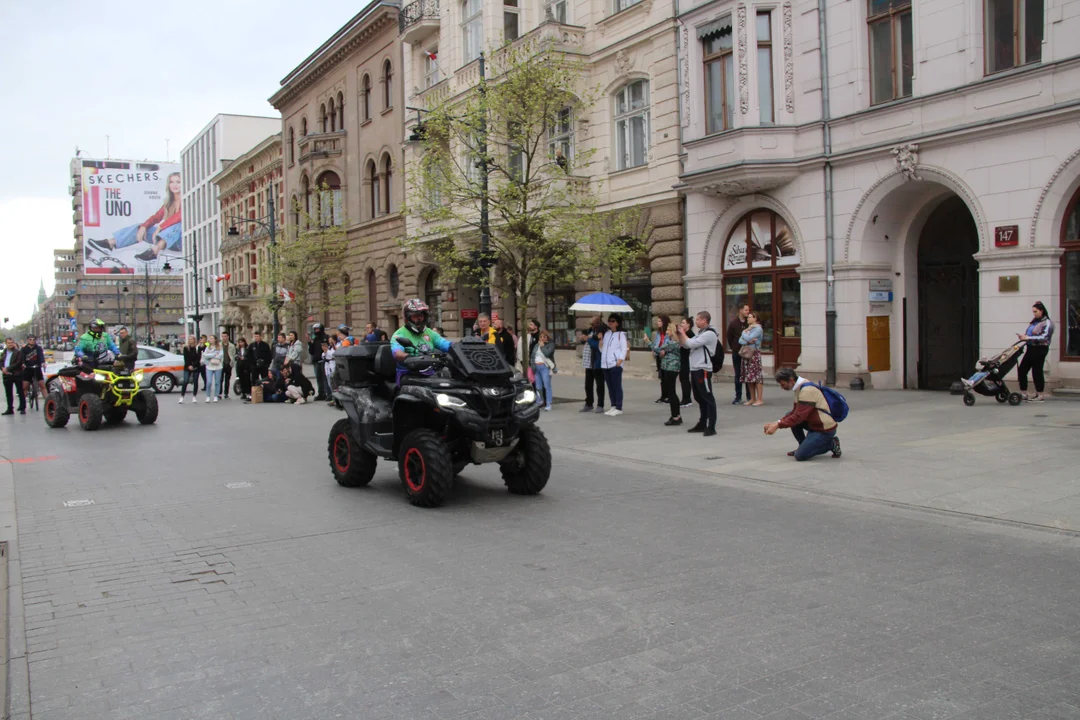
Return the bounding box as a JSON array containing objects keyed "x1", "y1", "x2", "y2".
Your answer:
[
  {"x1": 307, "y1": 323, "x2": 330, "y2": 400},
  {"x1": 726, "y1": 303, "x2": 750, "y2": 405},
  {"x1": 116, "y1": 327, "x2": 138, "y2": 373},
  {"x1": 493, "y1": 316, "x2": 516, "y2": 367},
  {"x1": 2, "y1": 337, "x2": 26, "y2": 415},
  {"x1": 250, "y1": 332, "x2": 272, "y2": 386},
  {"x1": 21, "y1": 336, "x2": 47, "y2": 402}
]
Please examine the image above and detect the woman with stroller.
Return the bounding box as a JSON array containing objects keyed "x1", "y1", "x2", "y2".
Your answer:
[{"x1": 1017, "y1": 301, "x2": 1054, "y2": 402}]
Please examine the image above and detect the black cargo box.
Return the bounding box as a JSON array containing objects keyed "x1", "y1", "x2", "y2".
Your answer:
[{"x1": 335, "y1": 342, "x2": 388, "y2": 386}]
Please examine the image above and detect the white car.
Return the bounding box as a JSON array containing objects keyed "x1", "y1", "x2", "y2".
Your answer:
[
  {"x1": 45, "y1": 345, "x2": 186, "y2": 394},
  {"x1": 132, "y1": 345, "x2": 186, "y2": 393}
]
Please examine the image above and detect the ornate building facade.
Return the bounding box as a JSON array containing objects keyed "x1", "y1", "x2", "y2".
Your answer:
[
  {"x1": 213, "y1": 134, "x2": 284, "y2": 338},
  {"x1": 678, "y1": 0, "x2": 1080, "y2": 387},
  {"x1": 269, "y1": 1, "x2": 412, "y2": 334},
  {"x1": 398, "y1": 0, "x2": 685, "y2": 343}
]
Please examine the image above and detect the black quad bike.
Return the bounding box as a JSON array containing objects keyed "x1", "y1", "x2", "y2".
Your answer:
[
  {"x1": 44, "y1": 362, "x2": 159, "y2": 431},
  {"x1": 327, "y1": 338, "x2": 552, "y2": 507}
]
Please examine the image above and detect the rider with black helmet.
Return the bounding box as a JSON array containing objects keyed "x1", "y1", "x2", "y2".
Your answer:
[{"x1": 73, "y1": 319, "x2": 119, "y2": 369}]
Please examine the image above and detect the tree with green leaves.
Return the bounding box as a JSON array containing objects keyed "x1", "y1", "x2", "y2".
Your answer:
[
  {"x1": 264, "y1": 189, "x2": 361, "y2": 333},
  {"x1": 403, "y1": 38, "x2": 650, "y2": 341}
]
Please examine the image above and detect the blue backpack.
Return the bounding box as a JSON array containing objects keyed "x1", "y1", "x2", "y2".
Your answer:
[{"x1": 810, "y1": 382, "x2": 849, "y2": 422}]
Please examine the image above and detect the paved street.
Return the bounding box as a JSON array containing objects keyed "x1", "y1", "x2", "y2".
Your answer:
[{"x1": 2, "y1": 383, "x2": 1079, "y2": 720}]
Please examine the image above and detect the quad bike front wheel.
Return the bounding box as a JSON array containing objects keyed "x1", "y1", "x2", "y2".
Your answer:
[
  {"x1": 78, "y1": 393, "x2": 104, "y2": 431},
  {"x1": 43, "y1": 392, "x2": 70, "y2": 428},
  {"x1": 499, "y1": 425, "x2": 552, "y2": 496},
  {"x1": 328, "y1": 418, "x2": 377, "y2": 487},
  {"x1": 133, "y1": 390, "x2": 159, "y2": 425},
  {"x1": 398, "y1": 428, "x2": 453, "y2": 508}
]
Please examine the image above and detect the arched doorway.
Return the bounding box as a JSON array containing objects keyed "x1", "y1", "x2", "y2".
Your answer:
[{"x1": 917, "y1": 195, "x2": 979, "y2": 389}]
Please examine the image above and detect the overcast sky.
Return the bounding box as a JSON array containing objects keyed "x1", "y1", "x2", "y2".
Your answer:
[{"x1": 0, "y1": 0, "x2": 367, "y2": 326}]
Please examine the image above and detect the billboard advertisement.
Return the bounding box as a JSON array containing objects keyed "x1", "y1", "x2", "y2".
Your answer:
[{"x1": 81, "y1": 160, "x2": 183, "y2": 276}]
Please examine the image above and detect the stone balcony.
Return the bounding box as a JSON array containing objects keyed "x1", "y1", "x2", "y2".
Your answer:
[
  {"x1": 679, "y1": 125, "x2": 818, "y2": 198},
  {"x1": 400, "y1": 0, "x2": 439, "y2": 44},
  {"x1": 298, "y1": 131, "x2": 345, "y2": 164}
]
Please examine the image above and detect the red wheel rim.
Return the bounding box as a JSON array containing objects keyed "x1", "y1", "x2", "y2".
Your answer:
[
  {"x1": 404, "y1": 448, "x2": 426, "y2": 493},
  {"x1": 79, "y1": 402, "x2": 89, "y2": 422},
  {"x1": 45, "y1": 400, "x2": 55, "y2": 422},
  {"x1": 333, "y1": 434, "x2": 350, "y2": 474}
]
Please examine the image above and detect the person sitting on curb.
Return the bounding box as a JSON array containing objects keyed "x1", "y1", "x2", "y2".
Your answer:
[{"x1": 763, "y1": 368, "x2": 841, "y2": 461}]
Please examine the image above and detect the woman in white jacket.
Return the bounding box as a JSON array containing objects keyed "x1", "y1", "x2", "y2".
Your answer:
[{"x1": 600, "y1": 314, "x2": 629, "y2": 416}]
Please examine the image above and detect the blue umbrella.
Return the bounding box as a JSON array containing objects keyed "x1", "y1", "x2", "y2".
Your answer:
[{"x1": 568, "y1": 292, "x2": 634, "y2": 313}]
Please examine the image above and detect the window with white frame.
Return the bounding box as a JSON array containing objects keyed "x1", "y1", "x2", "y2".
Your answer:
[
  {"x1": 702, "y1": 17, "x2": 734, "y2": 133},
  {"x1": 615, "y1": 0, "x2": 642, "y2": 11},
  {"x1": 504, "y1": 0, "x2": 520, "y2": 41},
  {"x1": 868, "y1": 0, "x2": 913, "y2": 103},
  {"x1": 462, "y1": 0, "x2": 483, "y2": 63},
  {"x1": 756, "y1": 12, "x2": 775, "y2": 123},
  {"x1": 424, "y1": 47, "x2": 441, "y2": 88},
  {"x1": 546, "y1": 0, "x2": 567, "y2": 22},
  {"x1": 548, "y1": 107, "x2": 573, "y2": 170},
  {"x1": 614, "y1": 81, "x2": 649, "y2": 170},
  {"x1": 985, "y1": 0, "x2": 1043, "y2": 74}
]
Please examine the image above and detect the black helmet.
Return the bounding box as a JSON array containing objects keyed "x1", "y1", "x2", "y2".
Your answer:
[{"x1": 403, "y1": 299, "x2": 430, "y2": 334}]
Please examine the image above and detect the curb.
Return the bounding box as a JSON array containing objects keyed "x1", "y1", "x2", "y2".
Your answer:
[{"x1": 0, "y1": 462, "x2": 30, "y2": 720}]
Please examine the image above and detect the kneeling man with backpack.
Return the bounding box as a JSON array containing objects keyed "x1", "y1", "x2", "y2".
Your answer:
[{"x1": 763, "y1": 367, "x2": 845, "y2": 461}]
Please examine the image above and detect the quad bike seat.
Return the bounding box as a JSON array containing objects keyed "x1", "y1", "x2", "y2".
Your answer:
[
  {"x1": 374, "y1": 344, "x2": 397, "y2": 379},
  {"x1": 58, "y1": 366, "x2": 88, "y2": 378}
]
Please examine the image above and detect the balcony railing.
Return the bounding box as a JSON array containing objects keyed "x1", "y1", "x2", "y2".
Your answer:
[
  {"x1": 400, "y1": 0, "x2": 439, "y2": 39},
  {"x1": 297, "y1": 131, "x2": 345, "y2": 164},
  {"x1": 227, "y1": 285, "x2": 252, "y2": 299}
]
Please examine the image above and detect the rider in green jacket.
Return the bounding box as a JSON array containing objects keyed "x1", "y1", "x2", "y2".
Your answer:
[{"x1": 74, "y1": 319, "x2": 119, "y2": 368}]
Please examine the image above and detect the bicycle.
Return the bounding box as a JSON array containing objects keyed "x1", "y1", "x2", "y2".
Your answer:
[{"x1": 25, "y1": 377, "x2": 40, "y2": 411}]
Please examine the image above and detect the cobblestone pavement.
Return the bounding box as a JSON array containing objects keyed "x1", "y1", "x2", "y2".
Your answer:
[{"x1": 1, "y1": 391, "x2": 1079, "y2": 720}]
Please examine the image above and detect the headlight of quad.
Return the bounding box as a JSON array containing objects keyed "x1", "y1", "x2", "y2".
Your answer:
[
  {"x1": 516, "y1": 389, "x2": 536, "y2": 405},
  {"x1": 132, "y1": 371, "x2": 144, "y2": 382},
  {"x1": 436, "y1": 393, "x2": 468, "y2": 408},
  {"x1": 94, "y1": 373, "x2": 107, "y2": 382}
]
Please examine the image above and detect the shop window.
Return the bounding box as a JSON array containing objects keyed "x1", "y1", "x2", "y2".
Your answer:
[
  {"x1": 721, "y1": 209, "x2": 800, "y2": 359},
  {"x1": 1062, "y1": 187, "x2": 1080, "y2": 359}
]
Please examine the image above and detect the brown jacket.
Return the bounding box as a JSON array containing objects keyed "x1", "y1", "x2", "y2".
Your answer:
[{"x1": 778, "y1": 382, "x2": 837, "y2": 433}]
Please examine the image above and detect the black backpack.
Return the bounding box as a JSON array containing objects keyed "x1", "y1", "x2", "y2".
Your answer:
[{"x1": 702, "y1": 327, "x2": 724, "y2": 373}]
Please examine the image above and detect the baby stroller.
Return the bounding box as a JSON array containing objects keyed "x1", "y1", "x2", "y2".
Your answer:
[{"x1": 959, "y1": 340, "x2": 1026, "y2": 407}]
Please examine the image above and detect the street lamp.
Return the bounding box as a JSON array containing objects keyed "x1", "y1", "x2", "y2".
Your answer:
[
  {"x1": 162, "y1": 255, "x2": 211, "y2": 338},
  {"x1": 226, "y1": 191, "x2": 279, "y2": 338}
]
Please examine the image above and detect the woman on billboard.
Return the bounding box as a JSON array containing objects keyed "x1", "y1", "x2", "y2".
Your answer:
[{"x1": 88, "y1": 172, "x2": 182, "y2": 261}]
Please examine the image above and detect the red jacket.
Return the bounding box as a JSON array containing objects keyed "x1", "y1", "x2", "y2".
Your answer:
[
  {"x1": 777, "y1": 382, "x2": 837, "y2": 433},
  {"x1": 140, "y1": 205, "x2": 181, "y2": 231}
]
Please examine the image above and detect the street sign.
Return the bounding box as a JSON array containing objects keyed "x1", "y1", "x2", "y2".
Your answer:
[
  {"x1": 868, "y1": 291, "x2": 894, "y2": 302},
  {"x1": 869, "y1": 279, "x2": 893, "y2": 303},
  {"x1": 461, "y1": 309, "x2": 479, "y2": 320}
]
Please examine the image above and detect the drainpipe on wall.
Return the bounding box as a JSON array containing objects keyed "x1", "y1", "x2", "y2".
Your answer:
[{"x1": 818, "y1": 0, "x2": 836, "y2": 386}]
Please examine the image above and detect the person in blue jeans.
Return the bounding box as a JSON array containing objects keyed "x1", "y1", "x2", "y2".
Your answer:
[
  {"x1": 600, "y1": 314, "x2": 628, "y2": 416},
  {"x1": 531, "y1": 329, "x2": 556, "y2": 411},
  {"x1": 763, "y1": 368, "x2": 841, "y2": 461}
]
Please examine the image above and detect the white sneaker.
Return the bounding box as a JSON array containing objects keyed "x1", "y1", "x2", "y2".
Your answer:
[
  {"x1": 295, "y1": 397, "x2": 305, "y2": 405},
  {"x1": 213, "y1": 397, "x2": 219, "y2": 403},
  {"x1": 178, "y1": 397, "x2": 184, "y2": 405},
  {"x1": 205, "y1": 396, "x2": 210, "y2": 403},
  {"x1": 190, "y1": 397, "x2": 197, "y2": 404},
  {"x1": 604, "y1": 407, "x2": 616, "y2": 416},
  {"x1": 609, "y1": 409, "x2": 623, "y2": 416}
]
